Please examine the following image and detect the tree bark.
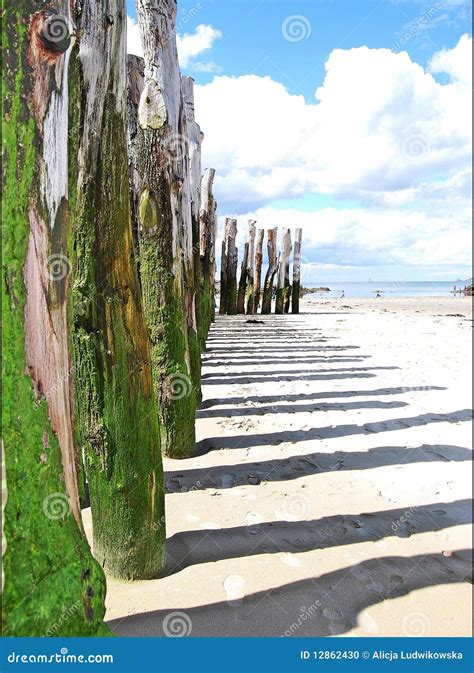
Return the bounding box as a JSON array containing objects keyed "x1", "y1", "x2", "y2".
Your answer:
[
  {"x1": 276, "y1": 229, "x2": 291, "y2": 314},
  {"x1": 199, "y1": 168, "x2": 217, "y2": 344},
  {"x1": 2, "y1": 0, "x2": 107, "y2": 633},
  {"x1": 237, "y1": 242, "x2": 249, "y2": 314},
  {"x1": 252, "y1": 228, "x2": 265, "y2": 313},
  {"x1": 292, "y1": 228, "x2": 302, "y2": 313},
  {"x1": 261, "y1": 227, "x2": 278, "y2": 314},
  {"x1": 245, "y1": 220, "x2": 257, "y2": 314},
  {"x1": 220, "y1": 218, "x2": 238, "y2": 314},
  {"x1": 71, "y1": 0, "x2": 165, "y2": 579},
  {"x1": 135, "y1": 0, "x2": 198, "y2": 458}
]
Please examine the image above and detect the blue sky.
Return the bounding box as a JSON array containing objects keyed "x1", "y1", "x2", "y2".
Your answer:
[{"x1": 126, "y1": 0, "x2": 472, "y2": 282}]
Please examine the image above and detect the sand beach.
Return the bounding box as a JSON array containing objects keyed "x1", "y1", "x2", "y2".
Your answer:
[{"x1": 84, "y1": 295, "x2": 472, "y2": 637}]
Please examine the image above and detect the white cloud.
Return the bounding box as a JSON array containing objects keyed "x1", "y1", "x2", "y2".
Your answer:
[
  {"x1": 127, "y1": 16, "x2": 143, "y2": 57},
  {"x1": 196, "y1": 37, "x2": 471, "y2": 206},
  {"x1": 126, "y1": 17, "x2": 222, "y2": 72},
  {"x1": 194, "y1": 35, "x2": 471, "y2": 275},
  {"x1": 217, "y1": 202, "x2": 472, "y2": 278},
  {"x1": 177, "y1": 24, "x2": 222, "y2": 69},
  {"x1": 428, "y1": 32, "x2": 472, "y2": 82}
]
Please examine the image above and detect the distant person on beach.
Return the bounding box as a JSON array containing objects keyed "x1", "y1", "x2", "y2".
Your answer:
[{"x1": 340, "y1": 290, "x2": 345, "y2": 298}]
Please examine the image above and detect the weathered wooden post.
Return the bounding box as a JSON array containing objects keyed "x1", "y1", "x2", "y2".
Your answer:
[
  {"x1": 252, "y1": 228, "x2": 265, "y2": 313},
  {"x1": 181, "y1": 77, "x2": 203, "y2": 403},
  {"x1": 237, "y1": 242, "x2": 249, "y2": 313},
  {"x1": 261, "y1": 227, "x2": 278, "y2": 314},
  {"x1": 219, "y1": 239, "x2": 227, "y2": 315},
  {"x1": 276, "y1": 229, "x2": 292, "y2": 314},
  {"x1": 3, "y1": 0, "x2": 107, "y2": 632},
  {"x1": 292, "y1": 228, "x2": 302, "y2": 314},
  {"x1": 245, "y1": 220, "x2": 257, "y2": 314},
  {"x1": 220, "y1": 218, "x2": 238, "y2": 314},
  {"x1": 72, "y1": 0, "x2": 165, "y2": 578},
  {"x1": 284, "y1": 236, "x2": 293, "y2": 314},
  {"x1": 199, "y1": 168, "x2": 217, "y2": 344},
  {"x1": 135, "y1": 0, "x2": 199, "y2": 458}
]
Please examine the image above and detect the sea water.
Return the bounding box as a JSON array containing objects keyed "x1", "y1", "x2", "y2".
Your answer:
[{"x1": 305, "y1": 281, "x2": 467, "y2": 299}]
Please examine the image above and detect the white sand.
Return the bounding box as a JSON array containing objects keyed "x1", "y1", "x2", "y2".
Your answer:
[{"x1": 84, "y1": 295, "x2": 472, "y2": 637}]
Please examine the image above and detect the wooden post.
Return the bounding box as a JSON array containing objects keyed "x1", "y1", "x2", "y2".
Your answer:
[
  {"x1": 261, "y1": 227, "x2": 278, "y2": 314},
  {"x1": 199, "y1": 168, "x2": 217, "y2": 344},
  {"x1": 252, "y1": 228, "x2": 265, "y2": 313},
  {"x1": 237, "y1": 242, "x2": 249, "y2": 313},
  {"x1": 72, "y1": 1, "x2": 165, "y2": 578},
  {"x1": 219, "y1": 239, "x2": 227, "y2": 315},
  {"x1": 181, "y1": 76, "x2": 203, "y2": 403},
  {"x1": 3, "y1": 0, "x2": 107, "y2": 632},
  {"x1": 245, "y1": 220, "x2": 257, "y2": 314},
  {"x1": 284, "y1": 236, "x2": 293, "y2": 314},
  {"x1": 292, "y1": 228, "x2": 302, "y2": 314},
  {"x1": 221, "y1": 218, "x2": 238, "y2": 314},
  {"x1": 276, "y1": 229, "x2": 291, "y2": 314},
  {"x1": 135, "y1": 0, "x2": 199, "y2": 459}
]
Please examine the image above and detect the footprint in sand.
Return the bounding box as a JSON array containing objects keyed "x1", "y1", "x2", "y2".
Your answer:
[{"x1": 223, "y1": 574, "x2": 245, "y2": 606}]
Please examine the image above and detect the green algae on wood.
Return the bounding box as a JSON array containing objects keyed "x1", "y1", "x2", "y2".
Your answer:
[
  {"x1": 2, "y1": 0, "x2": 108, "y2": 635},
  {"x1": 70, "y1": 0, "x2": 165, "y2": 580},
  {"x1": 131, "y1": 3, "x2": 201, "y2": 458}
]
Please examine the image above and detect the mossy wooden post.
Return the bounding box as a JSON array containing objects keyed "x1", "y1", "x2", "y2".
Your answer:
[
  {"x1": 220, "y1": 218, "x2": 238, "y2": 314},
  {"x1": 2, "y1": 1, "x2": 107, "y2": 633},
  {"x1": 262, "y1": 227, "x2": 278, "y2": 314},
  {"x1": 199, "y1": 168, "x2": 217, "y2": 343},
  {"x1": 245, "y1": 220, "x2": 257, "y2": 314},
  {"x1": 292, "y1": 228, "x2": 302, "y2": 314},
  {"x1": 71, "y1": 0, "x2": 165, "y2": 579},
  {"x1": 275, "y1": 228, "x2": 291, "y2": 314},
  {"x1": 237, "y1": 242, "x2": 249, "y2": 314},
  {"x1": 136, "y1": 0, "x2": 198, "y2": 458},
  {"x1": 252, "y1": 228, "x2": 265, "y2": 313}
]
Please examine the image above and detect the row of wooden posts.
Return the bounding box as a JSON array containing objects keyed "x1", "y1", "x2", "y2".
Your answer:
[
  {"x1": 3, "y1": 0, "x2": 219, "y2": 635},
  {"x1": 219, "y1": 221, "x2": 303, "y2": 315}
]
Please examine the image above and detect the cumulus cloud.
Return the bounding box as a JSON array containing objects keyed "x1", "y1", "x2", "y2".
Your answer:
[
  {"x1": 177, "y1": 24, "x2": 222, "y2": 69},
  {"x1": 126, "y1": 17, "x2": 222, "y2": 72},
  {"x1": 127, "y1": 16, "x2": 142, "y2": 57},
  {"x1": 428, "y1": 32, "x2": 472, "y2": 82},
  {"x1": 195, "y1": 35, "x2": 471, "y2": 276},
  {"x1": 195, "y1": 36, "x2": 471, "y2": 209}
]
